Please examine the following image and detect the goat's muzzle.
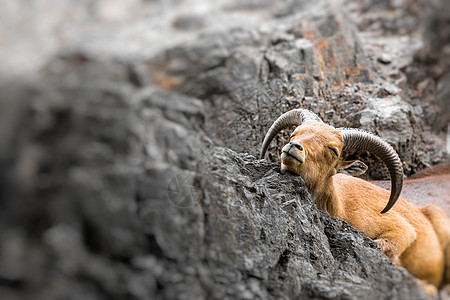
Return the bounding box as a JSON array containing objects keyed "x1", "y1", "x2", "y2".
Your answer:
[{"x1": 281, "y1": 142, "x2": 305, "y2": 164}]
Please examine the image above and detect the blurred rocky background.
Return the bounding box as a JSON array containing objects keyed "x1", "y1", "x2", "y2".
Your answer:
[{"x1": 0, "y1": 0, "x2": 448, "y2": 299}]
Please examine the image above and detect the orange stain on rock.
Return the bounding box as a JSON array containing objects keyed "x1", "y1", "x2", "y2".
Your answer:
[{"x1": 153, "y1": 72, "x2": 182, "y2": 90}]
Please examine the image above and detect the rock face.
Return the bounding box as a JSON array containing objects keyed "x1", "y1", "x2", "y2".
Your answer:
[
  {"x1": 0, "y1": 82, "x2": 427, "y2": 300},
  {"x1": 0, "y1": 0, "x2": 447, "y2": 299}
]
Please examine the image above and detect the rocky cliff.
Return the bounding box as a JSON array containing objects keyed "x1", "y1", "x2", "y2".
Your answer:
[{"x1": 1, "y1": 0, "x2": 448, "y2": 299}]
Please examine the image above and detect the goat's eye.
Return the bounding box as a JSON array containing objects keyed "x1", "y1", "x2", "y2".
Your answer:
[{"x1": 328, "y1": 147, "x2": 338, "y2": 157}]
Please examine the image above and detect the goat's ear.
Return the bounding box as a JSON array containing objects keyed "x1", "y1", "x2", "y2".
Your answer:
[{"x1": 336, "y1": 160, "x2": 368, "y2": 177}]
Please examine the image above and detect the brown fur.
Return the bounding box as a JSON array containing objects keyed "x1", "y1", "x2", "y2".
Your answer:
[{"x1": 281, "y1": 121, "x2": 450, "y2": 295}]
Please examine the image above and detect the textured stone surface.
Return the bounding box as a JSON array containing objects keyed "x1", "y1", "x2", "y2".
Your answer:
[
  {"x1": 0, "y1": 81, "x2": 428, "y2": 299},
  {"x1": 1, "y1": 0, "x2": 448, "y2": 299},
  {"x1": 145, "y1": 0, "x2": 448, "y2": 178}
]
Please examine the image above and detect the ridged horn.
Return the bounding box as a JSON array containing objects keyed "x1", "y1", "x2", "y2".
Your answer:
[
  {"x1": 260, "y1": 109, "x2": 323, "y2": 159},
  {"x1": 338, "y1": 128, "x2": 403, "y2": 214}
]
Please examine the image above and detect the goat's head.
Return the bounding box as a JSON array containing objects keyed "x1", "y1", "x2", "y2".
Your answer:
[
  {"x1": 279, "y1": 121, "x2": 366, "y2": 190},
  {"x1": 260, "y1": 109, "x2": 404, "y2": 214}
]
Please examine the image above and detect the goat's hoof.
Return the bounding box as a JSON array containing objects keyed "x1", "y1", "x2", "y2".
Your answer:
[{"x1": 418, "y1": 280, "x2": 437, "y2": 298}]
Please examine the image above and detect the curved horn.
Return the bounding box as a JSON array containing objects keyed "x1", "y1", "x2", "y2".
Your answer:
[
  {"x1": 338, "y1": 128, "x2": 403, "y2": 214},
  {"x1": 260, "y1": 109, "x2": 323, "y2": 159}
]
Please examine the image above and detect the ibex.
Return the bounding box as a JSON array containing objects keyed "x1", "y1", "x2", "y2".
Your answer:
[{"x1": 260, "y1": 109, "x2": 450, "y2": 296}]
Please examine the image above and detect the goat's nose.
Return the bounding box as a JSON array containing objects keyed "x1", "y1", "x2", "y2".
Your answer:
[{"x1": 289, "y1": 141, "x2": 303, "y2": 151}]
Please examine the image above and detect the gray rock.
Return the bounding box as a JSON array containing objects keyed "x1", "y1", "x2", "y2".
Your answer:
[
  {"x1": 0, "y1": 78, "x2": 428, "y2": 300},
  {"x1": 378, "y1": 53, "x2": 392, "y2": 64}
]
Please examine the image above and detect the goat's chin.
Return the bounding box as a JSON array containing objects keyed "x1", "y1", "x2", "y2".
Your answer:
[{"x1": 281, "y1": 163, "x2": 301, "y2": 176}]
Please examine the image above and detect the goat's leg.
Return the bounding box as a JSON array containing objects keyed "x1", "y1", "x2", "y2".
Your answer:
[
  {"x1": 374, "y1": 237, "x2": 403, "y2": 265},
  {"x1": 374, "y1": 218, "x2": 417, "y2": 265},
  {"x1": 420, "y1": 204, "x2": 450, "y2": 287},
  {"x1": 419, "y1": 280, "x2": 438, "y2": 298},
  {"x1": 375, "y1": 224, "x2": 440, "y2": 298}
]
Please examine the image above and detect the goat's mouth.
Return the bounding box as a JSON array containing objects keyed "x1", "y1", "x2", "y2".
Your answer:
[{"x1": 281, "y1": 151, "x2": 304, "y2": 164}]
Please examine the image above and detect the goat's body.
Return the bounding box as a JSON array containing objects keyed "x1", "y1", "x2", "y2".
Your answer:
[{"x1": 332, "y1": 173, "x2": 450, "y2": 287}]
